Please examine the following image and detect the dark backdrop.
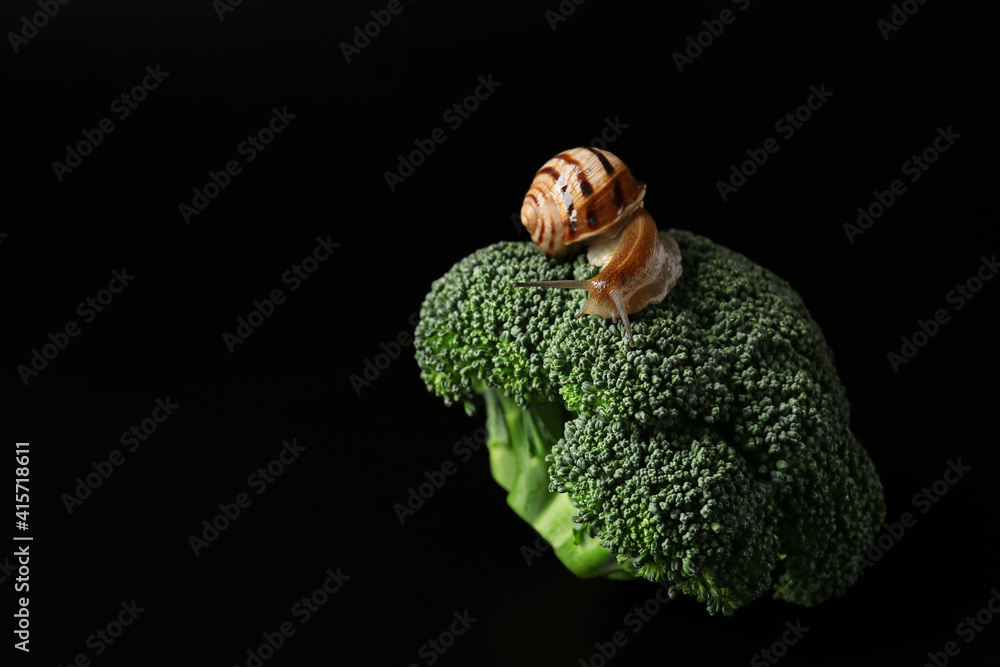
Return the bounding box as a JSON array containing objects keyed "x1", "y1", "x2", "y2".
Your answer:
[{"x1": 5, "y1": 1, "x2": 998, "y2": 665}]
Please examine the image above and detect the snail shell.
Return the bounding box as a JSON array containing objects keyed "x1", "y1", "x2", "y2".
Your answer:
[
  {"x1": 514, "y1": 147, "x2": 682, "y2": 348},
  {"x1": 519, "y1": 147, "x2": 647, "y2": 257}
]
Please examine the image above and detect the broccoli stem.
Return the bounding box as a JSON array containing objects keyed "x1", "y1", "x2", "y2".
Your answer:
[{"x1": 483, "y1": 389, "x2": 632, "y2": 580}]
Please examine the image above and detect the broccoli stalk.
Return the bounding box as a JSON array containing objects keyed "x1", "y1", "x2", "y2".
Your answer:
[{"x1": 482, "y1": 389, "x2": 630, "y2": 580}]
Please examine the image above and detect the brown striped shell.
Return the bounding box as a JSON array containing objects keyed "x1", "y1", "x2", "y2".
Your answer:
[{"x1": 520, "y1": 147, "x2": 647, "y2": 257}]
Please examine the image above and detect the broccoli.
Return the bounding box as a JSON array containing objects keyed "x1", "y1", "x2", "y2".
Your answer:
[{"x1": 414, "y1": 229, "x2": 885, "y2": 616}]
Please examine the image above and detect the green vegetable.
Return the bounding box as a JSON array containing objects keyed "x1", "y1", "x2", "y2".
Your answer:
[{"x1": 414, "y1": 229, "x2": 885, "y2": 616}]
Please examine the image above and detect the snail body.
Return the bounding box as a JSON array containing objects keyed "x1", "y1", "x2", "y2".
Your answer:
[{"x1": 514, "y1": 147, "x2": 682, "y2": 348}]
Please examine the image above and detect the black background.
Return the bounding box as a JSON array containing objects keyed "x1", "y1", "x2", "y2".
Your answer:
[{"x1": 4, "y1": 0, "x2": 999, "y2": 665}]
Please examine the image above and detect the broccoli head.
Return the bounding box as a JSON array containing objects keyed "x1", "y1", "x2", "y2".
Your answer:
[{"x1": 414, "y1": 229, "x2": 885, "y2": 616}]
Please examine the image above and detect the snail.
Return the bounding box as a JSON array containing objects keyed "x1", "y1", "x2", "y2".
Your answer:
[{"x1": 513, "y1": 147, "x2": 682, "y2": 348}]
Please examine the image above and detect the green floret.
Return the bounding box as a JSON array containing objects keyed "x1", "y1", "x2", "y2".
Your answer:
[
  {"x1": 552, "y1": 418, "x2": 781, "y2": 616},
  {"x1": 414, "y1": 229, "x2": 885, "y2": 615}
]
